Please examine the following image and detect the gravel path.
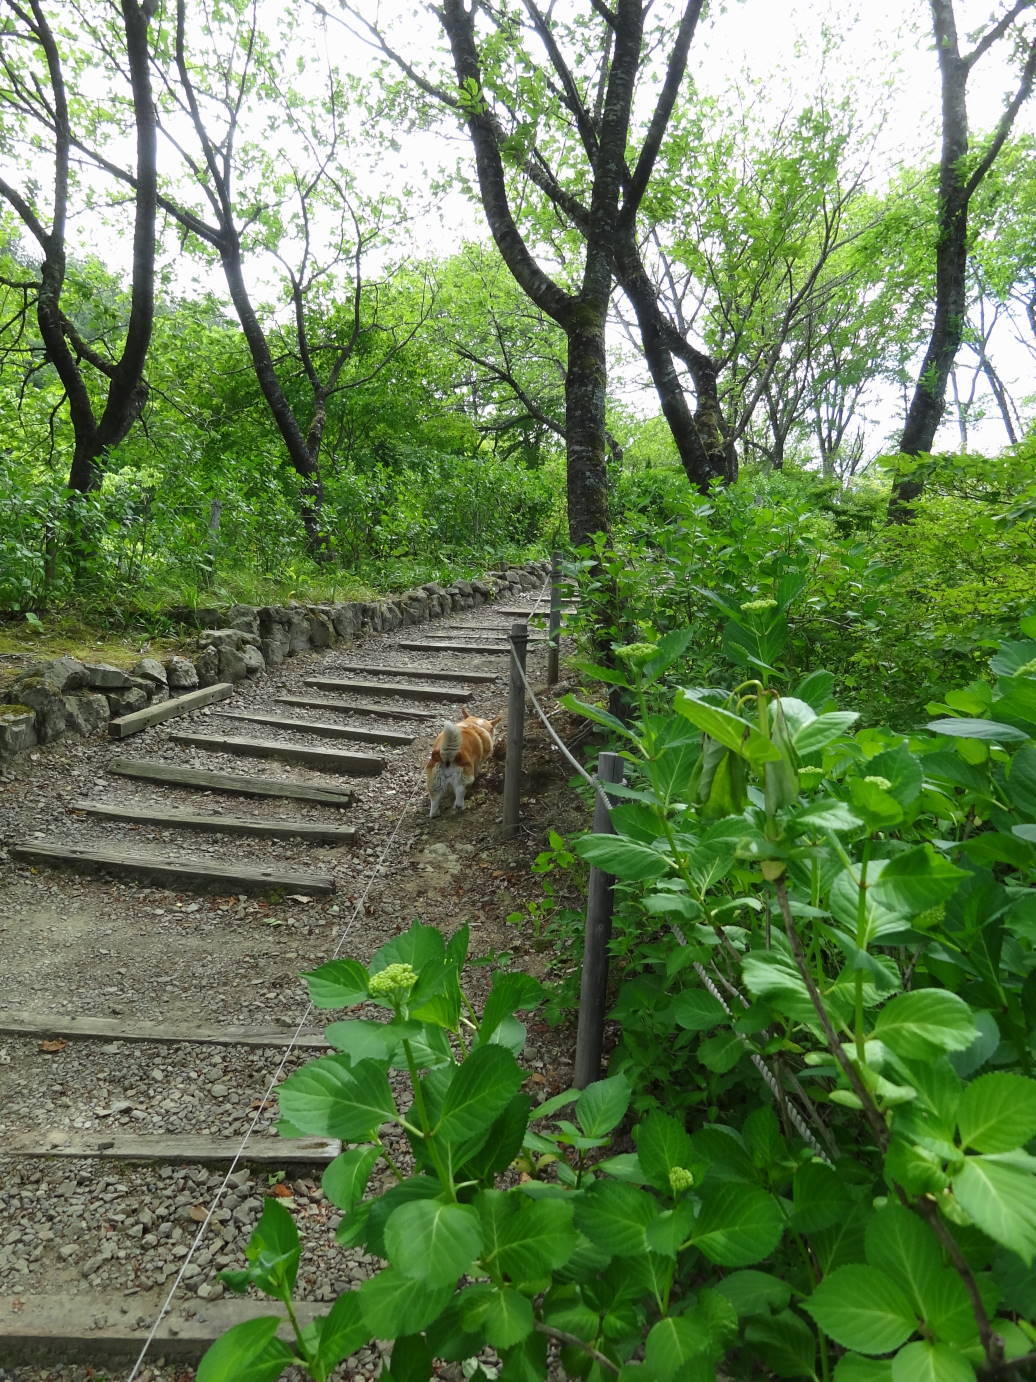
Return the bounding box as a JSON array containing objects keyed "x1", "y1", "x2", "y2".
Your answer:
[{"x1": 0, "y1": 595, "x2": 584, "y2": 1381}]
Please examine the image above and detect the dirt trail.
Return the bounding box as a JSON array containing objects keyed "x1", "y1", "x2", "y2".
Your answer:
[{"x1": 0, "y1": 600, "x2": 585, "y2": 1380}]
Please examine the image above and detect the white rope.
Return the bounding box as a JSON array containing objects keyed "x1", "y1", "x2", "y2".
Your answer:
[{"x1": 125, "y1": 776, "x2": 424, "y2": 1381}]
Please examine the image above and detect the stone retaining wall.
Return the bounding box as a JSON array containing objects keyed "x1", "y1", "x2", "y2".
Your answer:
[{"x1": 0, "y1": 560, "x2": 551, "y2": 769}]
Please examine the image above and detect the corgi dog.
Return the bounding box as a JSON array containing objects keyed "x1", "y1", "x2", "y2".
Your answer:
[{"x1": 426, "y1": 708, "x2": 501, "y2": 817}]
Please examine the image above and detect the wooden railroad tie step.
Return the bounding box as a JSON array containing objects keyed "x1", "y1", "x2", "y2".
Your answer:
[
  {"x1": 275, "y1": 693, "x2": 439, "y2": 720},
  {"x1": 0, "y1": 1011, "x2": 330, "y2": 1048},
  {"x1": 214, "y1": 708, "x2": 414, "y2": 746},
  {"x1": 9, "y1": 842, "x2": 335, "y2": 896},
  {"x1": 328, "y1": 661, "x2": 499, "y2": 684},
  {"x1": 167, "y1": 731, "x2": 385, "y2": 776},
  {"x1": 304, "y1": 677, "x2": 471, "y2": 703},
  {"x1": 110, "y1": 758, "x2": 356, "y2": 805},
  {"x1": 107, "y1": 681, "x2": 236, "y2": 739},
  {"x1": 5, "y1": 1130, "x2": 340, "y2": 1166},
  {"x1": 70, "y1": 800, "x2": 357, "y2": 844},
  {"x1": 0, "y1": 1293, "x2": 326, "y2": 1367},
  {"x1": 395, "y1": 640, "x2": 513, "y2": 655},
  {"x1": 495, "y1": 605, "x2": 576, "y2": 617}
]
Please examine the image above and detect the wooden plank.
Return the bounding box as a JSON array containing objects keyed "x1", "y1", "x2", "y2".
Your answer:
[
  {"x1": 5, "y1": 1130, "x2": 340, "y2": 1165},
  {"x1": 495, "y1": 605, "x2": 576, "y2": 617},
  {"x1": 107, "y1": 681, "x2": 236, "y2": 739},
  {"x1": 70, "y1": 800, "x2": 356, "y2": 843},
  {"x1": 110, "y1": 758, "x2": 356, "y2": 805},
  {"x1": 329, "y1": 661, "x2": 499, "y2": 683},
  {"x1": 0, "y1": 1294, "x2": 326, "y2": 1367},
  {"x1": 395, "y1": 641, "x2": 511, "y2": 655},
  {"x1": 215, "y1": 709, "x2": 414, "y2": 745},
  {"x1": 0, "y1": 1011, "x2": 330, "y2": 1048},
  {"x1": 167, "y1": 732, "x2": 385, "y2": 776},
  {"x1": 276, "y1": 693, "x2": 439, "y2": 720},
  {"x1": 9, "y1": 842, "x2": 335, "y2": 895},
  {"x1": 304, "y1": 677, "x2": 471, "y2": 703}
]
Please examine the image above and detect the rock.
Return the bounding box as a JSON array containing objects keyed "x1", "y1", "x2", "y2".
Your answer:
[
  {"x1": 286, "y1": 608, "x2": 311, "y2": 655},
  {"x1": 10, "y1": 656, "x2": 89, "y2": 700},
  {"x1": 131, "y1": 657, "x2": 168, "y2": 688},
  {"x1": 0, "y1": 707, "x2": 37, "y2": 757},
  {"x1": 83, "y1": 663, "x2": 133, "y2": 690},
  {"x1": 61, "y1": 692, "x2": 110, "y2": 739},
  {"x1": 194, "y1": 646, "x2": 220, "y2": 688},
  {"x1": 164, "y1": 656, "x2": 200, "y2": 691},
  {"x1": 216, "y1": 646, "x2": 248, "y2": 682},
  {"x1": 240, "y1": 645, "x2": 266, "y2": 678},
  {"x1": 330, "y1": 604, "x2": 359, "y2": 640},
  {"x1": 305, "y1": 610, "x2": 334, "y2": 649},
  {"x1": 227, "y1": 605, "x2": 259, "y2": 634},
  {"x1": 260, "y1": 636, "x2": 287, "y2": 667},
  {"x1": 105, "y1": 687, "x2": 149, "y2": 717}
]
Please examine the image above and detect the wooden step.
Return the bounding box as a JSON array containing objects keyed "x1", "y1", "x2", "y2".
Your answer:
[
  {"x1": 395, "y1": 640, "x2": 512, "y2": 655},
  {"x1": 0, "y1": 1011, "x2": 330, "y2": 1048},
  {"x1": 304, "y1": 677, "x2": 471, "y2": 703},
  {"x1": 167, "y1": 732, "x2": 384, "y2": 776},
  {"x1": 10, "y1": 842, "x2": 335, "y2": 895},
  {"x1": 110, "y1": 758, "x2": 356, "y2": 805},
  {"x1": 275, "y1": 693, "x2": 438, "y2": 720},
  {"x1": 214, "y1": 709, "x2": 414, "y2": 745},
  {"x1": 70, "y1": 800, "x2": 356, "y2": 843},
  {"x1": 329, "y1": 661, "x2": 499, "y2": 683},
  {"x1": 495, "y1": 605, "x2": 576, "y2": 617},
  {"x1": 0, "y1": 1293, "x2": 325, "y2": 1367},
  {"x1": 107, "y1": 681, "x2": 235, "y2": 738},
  {"x1": 6, "y1": 1129, "x2": 340, "y2": 1164}
]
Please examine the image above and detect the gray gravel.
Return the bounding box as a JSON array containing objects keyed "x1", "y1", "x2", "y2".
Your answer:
[{"x1": 0, "y1": 591, "x2": 564, "y2": 1381}]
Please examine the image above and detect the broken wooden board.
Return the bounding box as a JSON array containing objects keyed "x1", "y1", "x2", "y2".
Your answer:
[
  {"x1": 167, "y1": 731, "x2": 385, "y2": 776},
  {"x1": 70, "y1": 800, "x2": 356, "y2": 844},
  {"x1": 329, "y1": 661, "x2": 499, "y2": 683},
  {"x1": 0, "y1": 1011, "x2": 330, "y2": 1048},
  {"x1": 215, "y1": 709, "x2": 414, "y2": 746},
  {"x1": 107, "y1": 681, "x2": 236, "y2": 739},
  {"x1": 9, "y1": 842, "x2": 335, "y2": 895},
  {"x1": 275, "y1": 693, "x2": 438, "y2": 720},
  {"x1": 0, "y1": 1293, "x2": 326, "y2": 1367},
  {"x1": 5, "y1": 1130, "x2": 340, "y2": 1165},
  {"x1": 303, "y1": 677, "x2": 470, "y2": 703},
  {"x1": 110, "y1": 758, "x2": 356, "y2": 805}
]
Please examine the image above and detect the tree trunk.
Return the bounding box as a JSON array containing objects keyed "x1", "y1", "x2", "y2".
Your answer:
[{"x1": 889, "y1": 0, "x2": 1036, "y2": 522}]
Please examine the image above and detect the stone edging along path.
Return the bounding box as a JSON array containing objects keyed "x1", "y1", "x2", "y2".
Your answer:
[{"x1": 0, "y1": 561, "x2": 551, "y2": 769}]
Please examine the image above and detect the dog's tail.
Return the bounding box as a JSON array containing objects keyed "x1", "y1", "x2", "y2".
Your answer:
[{"x1": 439, "y1": 722, "x2": 463, "y2": 763}]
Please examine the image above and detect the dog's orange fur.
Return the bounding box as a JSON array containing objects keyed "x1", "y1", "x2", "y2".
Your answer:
[{"x1": 425, "y1": 707, "x2": 500, "y2": 817}]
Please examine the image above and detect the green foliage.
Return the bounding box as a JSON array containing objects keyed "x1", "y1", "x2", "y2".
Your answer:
[{"x1": 201, "y1": 617, "x2": 1036, "y2": 1376}]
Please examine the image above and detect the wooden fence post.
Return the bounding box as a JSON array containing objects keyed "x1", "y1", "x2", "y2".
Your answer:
[
  {"x1": 502, "y1": 621, "x2": 528, "y2": 838},
  {"x1": 546, "y1": 550, "x2": 562, "y2": 686},
  {"x1": 574, "y1": 751, "x2": 626, "y2": 1088}
]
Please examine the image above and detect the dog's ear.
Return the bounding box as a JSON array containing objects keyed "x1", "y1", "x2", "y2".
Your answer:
[
  {"x1": 490, "y1": 716, "x2": 502, "y2": 729},
  {"x1": 461, "y1": 704, "x2": 472, "y2": 719}
]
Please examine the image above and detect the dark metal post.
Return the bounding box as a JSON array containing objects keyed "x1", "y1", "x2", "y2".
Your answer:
[
  {"x1": 502, "y1": 621, "x2": 529, "y2": 838},
  {"x1": 546, "y1": 550, "x2": 562, "y2": 686},
  {"x1": 574, "y1": 752, "x2": 626, "y2": 1087}
]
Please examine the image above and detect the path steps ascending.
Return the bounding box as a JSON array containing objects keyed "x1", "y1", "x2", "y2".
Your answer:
[
  {"x1": 214, "y1": 709, "x2": 414, "y2": 746},
  {"x1": 109, "y1": 758, "x2": 357, "y2": 804},
  {"x1": 304, "y1": 677, "x2": 471, "y2": 703},
  {"x1": 166, "y1": 731, "x2": 385, "y2": 776},
  {"x1": 275, "y1": 693, "x2": 439, "y2": 720},
  {"x1": 9, "y1": 842, "x2": 335, "y2": 895},
  {"x1": 107, "y1": 682, "x2": 235, "y2": 738},
  {"x1": 70, "y1": 800, "x2": 357, "y2": 843},
  {"x1": 328, "y1": 662, "x2": 499, "y2": 683}
]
